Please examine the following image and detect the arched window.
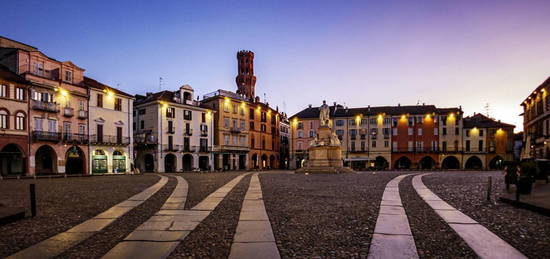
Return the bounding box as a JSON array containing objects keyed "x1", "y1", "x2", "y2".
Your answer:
[
  {"x1": 0, "y1": 110, "x2": 8, "y2": 129},
  {"x1": 15, "y1": 112, "x2": 25, "y2": 130}
]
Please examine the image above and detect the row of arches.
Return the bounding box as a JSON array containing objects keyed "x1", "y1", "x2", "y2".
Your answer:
[
  {"x1": 1, "y1": 144, "x2": 87, "y2": 176},
  {"x1": 393, "y1": 155, "x2": 504, "y2": 170},
  {"x1": 143, "y1": 153, "x2": 210, "y2": 172},
  {"x1": 250, "y1": 154, "x2": 277, "y2": 169}
]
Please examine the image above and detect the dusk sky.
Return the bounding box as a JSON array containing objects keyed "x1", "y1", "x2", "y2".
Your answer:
[{"x1": 2, "y1": 0, "x2": 550, "y2": 132}]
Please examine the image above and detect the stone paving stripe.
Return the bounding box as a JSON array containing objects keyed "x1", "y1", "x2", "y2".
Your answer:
[
  {"x1": 103, "y1": 173, "x2": 250, "y2": 259},
  {"x1": 368, "y1": 173, "x2": 419, "y2": 259},
  {"x1": 124, "y1": 230, "x2": 189, "y2": 242},
  {"x1": 101, "y1": 241, "x2": 180, "y2": 259},
  {"x1": 229, "y1": 242, "x2": 281, "y2": 259},
  {"x1": 116, "y1": 200, "x2": 144, "y2": 207},
  {"x1": 230, "y1": 173, "x2": 281, "y2": 259},
  {"x1": 412, "y1": 174, "x2": 527, "y2": 259},
  {"x1": 7, "y1": 174, "x2": 168, "y2": 259}
]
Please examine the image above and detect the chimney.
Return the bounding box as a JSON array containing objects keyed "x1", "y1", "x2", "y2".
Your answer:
[
  {"x1": 398, "y1": 103, "x2": 401, "y2": 107},
  {"x1": 333, "y1": 102, "x2": 336, "y2": 107},
  {"x1": 308, "y1": 104, "x2": 312, "y2": 108},
  {"x1": 146, "y1": 92, "x2": 152, "y2": 97},
  {"x1": 368, "y1": 105, "x2": 371, "y2": 112},
  {"x1": 422, "y1": 102, "x2": 425, "y2": 106}
]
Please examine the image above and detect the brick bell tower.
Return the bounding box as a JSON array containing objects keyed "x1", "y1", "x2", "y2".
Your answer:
[{"x1": 236, "y1": 50, "x2": 256, "y2": 100}]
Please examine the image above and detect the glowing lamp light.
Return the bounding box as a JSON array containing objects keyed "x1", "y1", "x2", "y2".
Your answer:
[
  {"x1": 59, "y1": 89, "x2": 68, "y2": 97},
  {"x1": 400, "y1": 114, "x2": 407, "y2": 120}
]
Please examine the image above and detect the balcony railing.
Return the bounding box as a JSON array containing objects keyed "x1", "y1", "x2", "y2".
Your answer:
[
  {"x1": 78, "y1": 110, "x2": 88, "y2": 119},
  {"x1": 90, "y1": 135, "x2": 130, "y2": 146},
  {"x1": 193, "y1": 146, "x2": 211, "y2": 152},
  {"x1": 63, "y1": 107, "x2": 74, "y2": 117},
  {"x1": 62, "y1": 133, "x2": 88, "y2": 144},
  {"x1": 185, "y1": 129, "x2": 193, "y2": 136},
  {"x1": 32, "y1": 131, "x2": 61, "y2": 142},
  {"x1": 134, "y1": 134, "x2": 158, "y2": 145},
  {"x1": 31, "y1": 100, "x2": 59, "y2": 113},
  {"x1": 181, "y1": 145, "x2": 195, "y2": 152},
  {"x1": 163, "y1": 144, "x2": 181, "y2": 152},
  {"x1": 230, "y1": 127, "x2": 242, "y2": 134}
]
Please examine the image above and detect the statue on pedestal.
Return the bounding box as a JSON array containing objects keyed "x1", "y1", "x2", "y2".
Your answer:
[{"x1": 319, "y1": 100, "x2": 330, "y2": 127}]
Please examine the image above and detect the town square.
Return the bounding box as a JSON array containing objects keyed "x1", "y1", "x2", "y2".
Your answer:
[{"x1": 0, "y1": 1, "x2": 549, "y2": 258}]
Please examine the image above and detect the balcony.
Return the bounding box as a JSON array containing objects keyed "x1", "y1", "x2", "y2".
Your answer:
[
  {"x1": 200, "y1": 130, "x2": 208, "y2": 137},
  {"x1": 185, "y1": 129, "x2": 193, "y2": 136},
  {"x1": 62, "y1": 133, "x2": 88, "y2": 144},
  {"x1": 78, "y1": 110, "x2": 88, "y2": 119},
  {"x1": 163, "y1": 144, "x2": 181, "y2": 152},
  {"x1": 230, "y1": 127, "x2": 242, "y2": 134},
  {"x1": 90, "y1": 135, "x2": 130, "y2": 146},
  {"x1": 31, "y1": 100, "x2": 59, "y2": 113},
  {"x1": 181, "y1": 145, "x2": 195, "y2": 152},
  {"x1": 194, "y1": 146, "x2": 211, "y2": 152},
  {"x1": 32, "y1": 131, "x2": 61, "y2": 142},
  {"x1": 383, "y1": 135, "x2": 390, "y2": 139},
  {"x1": 63, "y1": 107, "x2": 74, "y2": 117},
  {"x1": 134, "y1": 134, "x2": 158, "y2": 145}
]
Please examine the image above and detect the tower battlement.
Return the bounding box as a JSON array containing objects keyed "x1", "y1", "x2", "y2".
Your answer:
[{"x1": 236, "y1": 50, "x2": 256, "y2": 99}]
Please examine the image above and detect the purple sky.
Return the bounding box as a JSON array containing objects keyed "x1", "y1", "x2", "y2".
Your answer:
[{"x1": 2, "y1": 0, "x2": 549, "y2": 132}]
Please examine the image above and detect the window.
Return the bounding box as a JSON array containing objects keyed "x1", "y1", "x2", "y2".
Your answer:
[
  {"x1": 441, "y1": 116, "x2": 447, "y2": 126},
  {"x1": 466, "y1": 140, "x2": 471, "y2": 151},
  {"x1": 115, "y1": 98, "x2": 122, "y2": 111},
  {"x1": 224, "y1": 102, "x2": 229, "y2": 112},
  {"x1": 392, "y1": 141, "x2": 398, "y2": 151},
  {"x1": 418, "y1": 128, "x2": 423, "y2": 136},
  {"x1": 384, "y1": 140, "x2": 389, "y2": 148},
  {"x1": 0, "y1": 84, "x2": 7, "y2": 98},
  {"x1": 434, "y1": 128, "x2": 438, "y2": 136},
  {"x1": 34, "y1": 63, "x2": 44, "y2": 76},
  {"x1": 297, "y1": 122, "x2": 303, "y2": 129},
  {"x1": 0, "y1": 110, "x2": 7, "y2": 129},
  {"x1": 224, "y1": 134, "x2": 230, "y2": 145},
  {"x1": 79, "y1": 124, "x2": 85, "y2": 135},
  {"x1": 167, "y1": 121, "x2": 174, "y2": 133},
  {"x1": 383, "y1": 128, "x2": 390, "y2": 136},
  {"x1": 261, "y1": 112, "x2": 267, "y2": 122},
  {"x1": 240, "y1": 120, "x2": 246, "y2": 130},
  {"x1": 351, "y1": 141, "x2": 356, "y2": 151},
  {"x1": 201, "y1": 113, "x2": 206, "y2": 123},
  {"x1": 442, "y1": 128, "x2": 447, "y2": 136},
  {"x1": 64, "y1": 70, "x2": 73, "y2": 82},
  {"x1": 79, "y1": 100, "x2": 85, "y2": 110},
  {"x1": 408, "y1": 128, "x2": 413, "y2": 136},
  {"x1": 361, "y1": 141, "x2": 365, "y2": 151},
  {"x1": 455, "y1": 127, "x2": 459, "y2": 135},
  {"x1": 349, "y1": 119, "x2": 356, "y2": 126},
  {"x1": 372, "y1": 141, "x2": 376, "y2": 148},
  {"x1": 34, "y1": 118, "x2": 43, "y2": 131},
  {"x1": 261, "y1": 124, "x2": 267, "y2": 132},
  {"x1": 431, "y1": 141, "x2": 438, "y2": 151},
  {"x1": 15, "y1": 88, "x2": 24, "y2": 100},
  {"x1": 466, "y1": 129, "x2": 470, "y2": 137},
  {"x1": 97, "y1": 93, "x2": 103, "y2": 107},
  {"x1": 166, "y1": 107, "x2": 175, "y2": 118},
  {"x1": 408, "y1": 118, "x2": 414, "y2": 127},
  {"x1": 63, "y1": 122, "x2": 71, "y2": 136},
  {"x1": 309, "y1": 130, "x2": 314, "y2": 138},
  {"x1": 479, "y1": 140, "x2": 483, "y2": 151},
  {"x1": 408, "y1": 141, "x2": 413, "y2": 152},
  {"x1": 384, "y1": 118, "x2": 391, "y2": 124},
  {"x1": 48, "y1": 119, "x2": 57, "y2": 132},
  {"x1": 233, "y1": 104, "x2": 237, "y2": 114},
  {"x1": 479, "y1": 129, "x2": 484, "y2": 136},
  {"x1": 250, "y1": 121, "x2": 255, "y2": 131},
  {"x1": 224, "y1": 117, "x2": 230, "y2": 128},
  {"x1": 416, "y1": 141, "x2": 423, "y2": 151},
  {"x1": 336, "y1": 129, "x2": 344, "y2": 136},
  {"x1": 336, "y1": 120, "x2": 344, "y2": 126},
  {"x1": 392, "y1": 128, "x2": 397, "y2": 136},
  {"x1": 249, "y1": 108, "x2": 254, "y2": 119},
  {"x1": 183, "y1": 110, "x2": 192, "y2": 120},
  {"x1": 233, "y1": 135, "x2": 238, "y2": 145},
  {"x1": 15, "y1": 112, "x2": 25, "y2": 130},
  {"x1": 140, "y1": 120, "x2": 144, "y2": 129},
  {"x1": 240, "y1": 107, "x2": 245, "y2": 116},
  {"x1": 351, "y1": 129, "x2": 357, "y2": 139},
  {"x1": 139, "y1": 109, "x2": 146, "y2": 115}
]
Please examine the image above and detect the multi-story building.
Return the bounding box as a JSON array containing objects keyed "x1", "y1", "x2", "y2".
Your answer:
[
  {"x1": 279, "y1": 112, "x2": 290, "y2": 169},
  {"x1": 84, "y1": 77, "x2": 134, "y2": 174},
  {"x1": 0, "y1": 38, "x2": 89, "y2": 175},
  {"x1": 0, "y1": 64, "x2": 30, "y2": 176},
  {"x1": 201, "y1": 50, "x2": 280, "y2": 170},
  {"x1": 463, "y1": 113, "x2": 515, "y2": 169},
  {"x1": 521, "y1": 77, "x2": 550, "y2": 159},
  {"x1": 133, "y1": 85, "x2": 214, "y2": 173},
  {"x1": 290, "y1": 103, "x2": 513, "y2": 170}
]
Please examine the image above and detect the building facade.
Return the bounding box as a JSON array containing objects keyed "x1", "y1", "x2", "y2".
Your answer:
[
  {"x1": 84, "y1": 77, "x2": 134, "y2": 174},
  {"x1": 134, "y1": 85, "x2": 214, "y2": 173},
  {"x1": 201, "y1": 50, "x2": 280, "y2": 170},
  {"x1": 279, "y1": 112, "x2": 290, "y2": 169},
  {"x1": 0, "y1": 65, "x2": 30, "y2": 176},
  {"x1": 521, "y1": 77, "x2": 550, "y2": 159},
  {"x1": 290, "y1": 103, "x2": 514, "y2": 170},
  {"x1": 0, "y1": 39, "x2": 89, "y2": 175}
]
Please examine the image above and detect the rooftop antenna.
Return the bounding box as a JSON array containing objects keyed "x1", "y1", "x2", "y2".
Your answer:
[
  {"x1": 484, "y1": 103, "x2": 491, "y2": 117},
  {"x1": 159, "y1": 77, "x2": 163, "y2": 91},
  {"x1": 263, "y1": 93, "x2": 267, "y2": 103}
]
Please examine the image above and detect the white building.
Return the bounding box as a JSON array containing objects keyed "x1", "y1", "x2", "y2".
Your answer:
[
  {"x1": 133, "y1": 85, "x2": 214, "y2": 172},
  {"x1": 84, "y1": 77, "x2": 134, "y2": 174}
]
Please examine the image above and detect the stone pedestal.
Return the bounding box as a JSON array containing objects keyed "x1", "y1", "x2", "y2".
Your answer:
[{"x1": 295, "y1": 126, "x2": 354, "y2": 174}]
